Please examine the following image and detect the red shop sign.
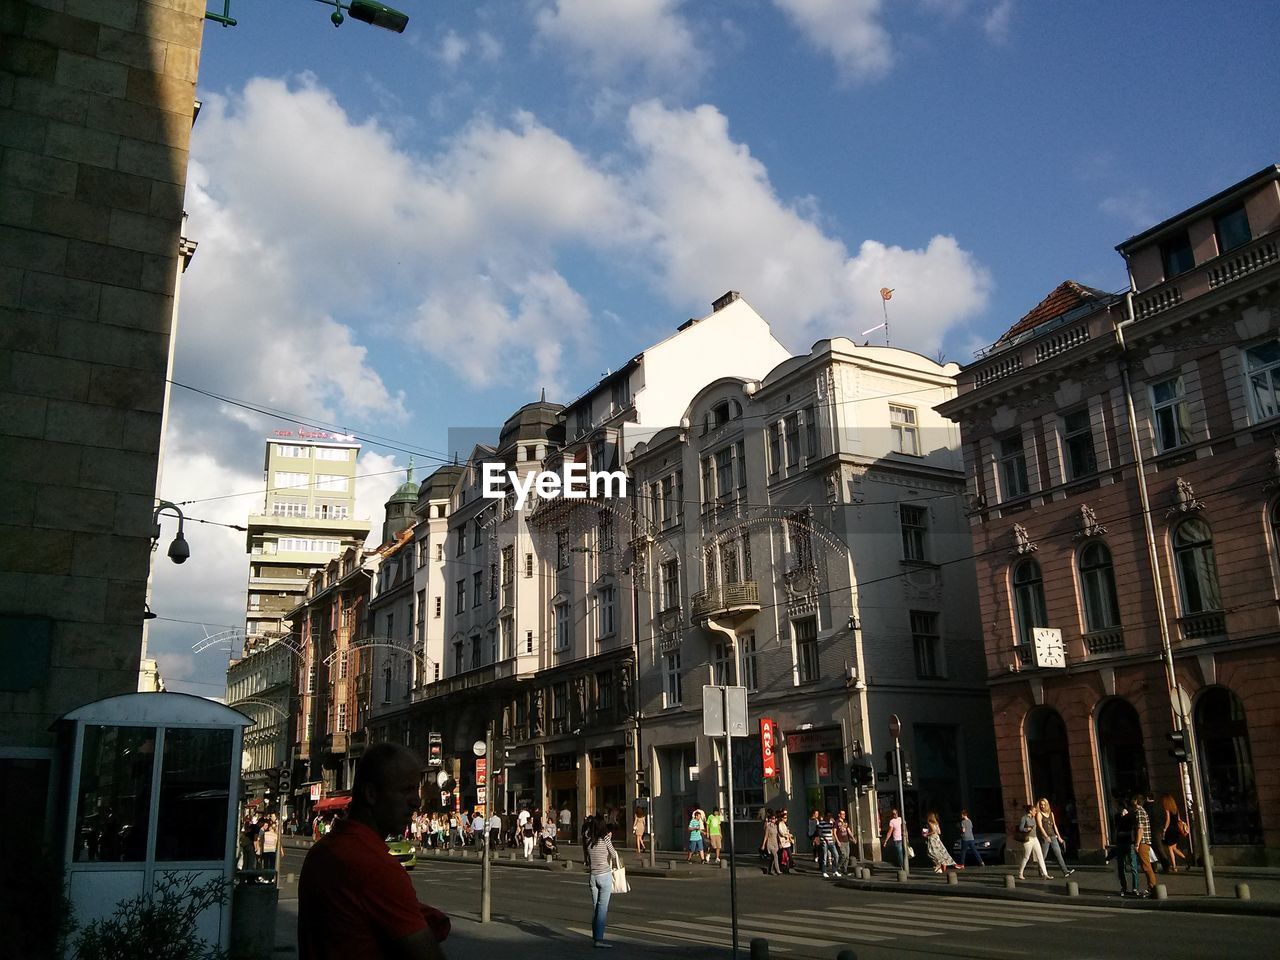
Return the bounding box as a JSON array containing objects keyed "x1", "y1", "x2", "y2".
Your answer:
[
  {"x1": 816, "y1": 751, "x2": 830, "y2": 779},
  {"x1": 760, "y1": 717, "x2": 778, "y2": 779},
  {"x1": 476, "y1": 757, "x2": 487, "y2": 786}
]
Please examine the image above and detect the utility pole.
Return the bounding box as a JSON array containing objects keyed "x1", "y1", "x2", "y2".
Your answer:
[
  {"x1": 889, "y1": 714, "x2": 908, "y2": 876},
  {"x1": 479, "y1": 725, "x2": 493, "y2": 922}
]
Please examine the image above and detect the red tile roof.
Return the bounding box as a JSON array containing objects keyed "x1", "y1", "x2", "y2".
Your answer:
[{"x1": 995, "y1": 280, "x2": 1112, "y2": 344}]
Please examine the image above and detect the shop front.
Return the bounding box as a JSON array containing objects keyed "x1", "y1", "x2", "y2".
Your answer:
[
  {"x1": 545, "y1": 750, "x2": 578, "y2": 836},
  {"x1": 785, "y1": 726, "x2": 845, "y2": 820}
]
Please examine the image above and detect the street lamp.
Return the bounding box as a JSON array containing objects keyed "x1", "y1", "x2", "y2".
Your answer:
[
  {"x1": 152, "y1": 500, "x2": 190, "y2": 564},
  {"x1": 316, "y1": 0, "x2": 409, "y2": 32}
]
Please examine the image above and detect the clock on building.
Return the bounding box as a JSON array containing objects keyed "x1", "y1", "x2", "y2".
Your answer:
[{"x1": 1032, "y1": 628, "x2": 1066, "y2": 669}]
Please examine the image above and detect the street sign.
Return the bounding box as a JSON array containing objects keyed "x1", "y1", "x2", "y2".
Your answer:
[
  {"x1": 472, "y1": 740, "x2": 487, "y2": 757},
  {"x1": 760, "y1": 718, "x2": 777, "y2": 779},
  {"x1": 436, "y1": 769, "x2": 450, "y2": 787},
  {"x1": 888, "y1": 714, "x2": 901, "y2": 740},
  {"x1": 476, "y1": 757, "x2": 487, "y2": 786},
  {"x1": 428, "y1": 732, "x2": 443, "y2": 767},
  {"x1": 703, "y1": 685, "x2": 749, "y2": 737},
  {"x1": 476, "y1": 786, "x2": 487, "y2": 805},
  {"x1": 310, "y1": 783, "x2": 321, "y2": 801},
  {"x1": 816, "y1": 752, "x2": 830, "y2": 779}
]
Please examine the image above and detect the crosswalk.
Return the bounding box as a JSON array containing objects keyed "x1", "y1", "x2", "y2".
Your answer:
[{"x1": 568, "y1": 895, "x2": 1126, "y2": 954}]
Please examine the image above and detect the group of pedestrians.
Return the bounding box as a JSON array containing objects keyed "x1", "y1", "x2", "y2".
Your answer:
[
  {"x1": 685, "y1": 807, "x2": 724, "y2": 863},
  {"x1": 238, "y1": 812, "x2": 280, "y2": 874},
  {"x1": 1109, "y1": 792, "x2": 1190, "y2": 897}
]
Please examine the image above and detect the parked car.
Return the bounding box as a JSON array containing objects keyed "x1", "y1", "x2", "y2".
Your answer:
[
  {"x1": 386, "y1": 835, "x2": 417, "y2": 869},
  {"x1": 951, "y1": 822, "x2": 1007, "y2": 865}
]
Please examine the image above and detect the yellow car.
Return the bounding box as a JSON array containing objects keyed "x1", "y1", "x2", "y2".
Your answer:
[{"x1": 386, "y1": 835, "x2": 417, "y2": 869}]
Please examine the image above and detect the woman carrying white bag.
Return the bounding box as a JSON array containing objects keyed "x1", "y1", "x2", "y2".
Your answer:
[{"x1": 582, "y1": 814, "x2": 625, "y2": 947}]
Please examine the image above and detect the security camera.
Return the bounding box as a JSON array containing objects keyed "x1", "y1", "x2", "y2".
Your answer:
[
  {"x1": 168, "y1": 531, "x2": 190, "y2": 564},
  {"x1": 349, "y1": 1, "x2": 409, "y2": 32}
]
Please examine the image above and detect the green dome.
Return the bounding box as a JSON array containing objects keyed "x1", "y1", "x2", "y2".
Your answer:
[{"x1": 388, "y1": 459, "x2": 419, "y2": 504}]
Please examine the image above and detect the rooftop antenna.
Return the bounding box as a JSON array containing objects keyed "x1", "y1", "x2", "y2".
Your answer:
[{"x1": 861, "y1": 287, "x2": 894, "y2": 346}]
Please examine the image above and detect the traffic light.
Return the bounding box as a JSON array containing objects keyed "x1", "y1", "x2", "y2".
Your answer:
[
  {"x1": 279, "y1": 764, "x2": 292, "y2": 795},
  {"x1": 858, "y1": 764, "x2": 875, "y2": 789},
  {"x1": 636, "y1": 768, "x2": 648, "y2": 796},
  {"x1": 1168, "y1": 730, "x2": 1189, "y2": 762},
  {"x1": 884, "y1": 750, "x2": 897, "y2": 777}
]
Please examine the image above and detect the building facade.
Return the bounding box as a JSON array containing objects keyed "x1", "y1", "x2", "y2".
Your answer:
[
  {"x1": 631, "y1": 340, "x2": 997, "y2": 853},
  {"x1": 938, "y1": 164, "x2": 1280, "y2": 864},
  {"x1": 226, "y1": 638, "x2": 294, "y2": 811},
  {"x1": 243, "y1": 433, "x2": 370, "y2": 648}
]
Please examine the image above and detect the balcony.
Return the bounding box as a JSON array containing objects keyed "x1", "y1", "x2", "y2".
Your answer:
[
  {"x1": 1179, "y1": 611, "x2": 1226, "y2": 641},
  {"x1": 691, "y1": 581, "x2": 760, "y2": 623},
  {"x1": 328, "y1": 731, "x2": 348, "y2": 754},
  {"x1": 1135, "y1": 233, "x2": 1278, "y2": 321},
  {"x1": 1084, "y1": 628, "x2": 1125, "y2": 656}
]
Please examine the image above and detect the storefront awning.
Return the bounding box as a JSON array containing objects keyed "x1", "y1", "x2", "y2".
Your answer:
[{"x1": 313, "y1": 794, "x2": 352, "y2": 813}]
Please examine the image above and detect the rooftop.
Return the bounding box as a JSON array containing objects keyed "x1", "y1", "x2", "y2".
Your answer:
[{"x1": 992, "y1": 280, "x2": 1113, "y2": 347}]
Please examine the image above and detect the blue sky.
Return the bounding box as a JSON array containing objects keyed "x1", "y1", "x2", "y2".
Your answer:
[{"x1": 148, "y1": 0, "x2": 1280, "y2": 695}]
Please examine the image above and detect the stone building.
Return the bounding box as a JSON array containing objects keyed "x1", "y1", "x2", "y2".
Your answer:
[
  {"x1": 0, "y1": 0, "x2": 208, "y2": 841},
  {"x1": 225, "y1": 637, "x2": 294, "y2": 812},
  {"x1": 937, "y1": 164, "x2": 1280, "y2": 863},
  {"x1": 630, "y1": 340, "x2": 997, "y2": 853}
]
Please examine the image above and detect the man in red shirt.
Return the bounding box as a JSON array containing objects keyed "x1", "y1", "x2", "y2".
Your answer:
[{"x1": 299, "y1": 742, "x2": 449, "y2": 960}]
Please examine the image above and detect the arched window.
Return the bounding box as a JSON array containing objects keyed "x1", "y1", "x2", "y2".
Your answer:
[
  {"x1": 1079, "y1": 542, "x2": 1120, "y2": 631},
  {"x1": 1194, "y1": 687, "x2": 1262, "y2": 845},
  {"x1": 1096, "y1": 699, "x2": 1148, "y2": 840},
  {"x1": 1172, "y1": 518, "x2": 1221, "y2": 613},
  {"x1": 1012, "y1": 559, "x2": 1047, "y2": 646}
]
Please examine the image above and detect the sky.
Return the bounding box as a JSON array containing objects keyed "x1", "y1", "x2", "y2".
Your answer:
[{"x1": 147, "y1": 0, "x2": 1280, "y2": 697}]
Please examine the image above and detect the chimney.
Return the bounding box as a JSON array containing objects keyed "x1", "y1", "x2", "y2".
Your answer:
[{"x1": 712, "y1": 290, "x2": 741, "y2": 312}]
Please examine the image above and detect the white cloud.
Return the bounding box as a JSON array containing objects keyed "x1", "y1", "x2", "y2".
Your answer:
[
  {"x1": 1100, "y1": 190, "x2": 1161, "y2": 229},
  {"x1": 773, "y1": 0, "x2": 893, "y2": 83},
  {"x1": 533, "y1": 0, "x2": 703, "y2": 84},
  {"x1": 476, "y1": 31, "x2": 504, "y2": 62},
  {"x1": 439, "y1": 29, "x2": 469, "y2": 68},
  {"x1": 983, "y1": 0, "x2": 1014, "y2": 43}
]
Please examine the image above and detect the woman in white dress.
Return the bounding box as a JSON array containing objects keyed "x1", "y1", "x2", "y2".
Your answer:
[{"x1": 1015, "y1": 803, "x2": 1052, "y2": 880}]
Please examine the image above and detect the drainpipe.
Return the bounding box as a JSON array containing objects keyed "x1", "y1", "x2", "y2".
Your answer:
[{"x1": 1115, "y1": 293, "x2": 1216, "y2": 897}]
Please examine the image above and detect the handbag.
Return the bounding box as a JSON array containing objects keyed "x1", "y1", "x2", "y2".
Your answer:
[
  {"x1": 610, "y1": 859, "x2": 630, "y2": 894},
  {"x1": 1177, "y1": 819, "x2": 1190, "y2": 838}
]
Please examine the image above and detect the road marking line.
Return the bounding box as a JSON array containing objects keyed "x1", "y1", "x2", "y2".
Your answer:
[
  {"x1": 604, "y1": 923, "x2": 794, "y2": 952},
  {"x1": 652, "y1": 918, "x2": 849, "y2": 947},
  {"x1": 848, "y1": 903, "x2": 1040, "y2": 927},
  {"x1": 814, "y1": 906, "x2": 988, "y2": 932},
  {"x1": 780, "y1": 906, "x2": 1012, "y2": 933},
  {"x1": 931, "y1": 896, "x2": 1128, "y2": 915},
  {"x1": 859, "y1": 901, "x2": 1079, "y2": 925},
  {"x1": 729, "y1": 915, "x2": 894, "y2": 943}
]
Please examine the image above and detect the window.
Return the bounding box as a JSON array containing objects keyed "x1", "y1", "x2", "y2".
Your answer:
[
  {"x1": 434, "y1": 596, "x2": 441, "y2": 618},
  {"x1": 525, "y1": 629, "x2": 534, "y2": 654},
  {"x1": 598, "y1": 509, "x2": 615, "y2": 552},
  {"x1": 74, "y1": 725, "x2": 155, "y2": 862},
  {"x1": 453, "y1": 640, "x2": 463, "y2": 674},
  {"x1": 1012, "y1": 559, "x2": 1047, "y2": 647},
  {"x1": 273, "y1": 471, "x2": 308, "y2": 491},
  {"x1": 715, "y1": 447, "x2": 733, "y2": 499},
  {"x1": 556, "y1": 530, "x2": 569, "y2": 569},
  {"x1": 720, "y1": 540, "x2": 740, "y2": 584},
  {"x1": 501, "y1": 545, "x2": 514, "y2": 585},
  {"x1": 784, "y1": 413, "x2": 801, "y2": 467},
  {"x1": 663, "y1": 651, "x2": 682, "y2": 707},
  {"x1": 338, "y1": 702, "x2": 348, "y2": 731},
  {"x1": 734, "y1": 441, "x2": 747, "y2": 490},
  {"x1": 501, "y1": 618, "x2": 514, "y2": 659},
  {"x1": 525, "y1": 552, "x2": 534, "y2": 578},
  {"x1": 660, "y1": 475, "x2": 677, "y2": 528},
  {"x1": 1079, "y1": 541, "x2": 1120, "y2": 631},
  {"x1": 472, "y1": 570, "x2": 482, "y2": 607},
  {"x1": 575, "y1": 406, "x2": 591, "y2": 437},
  {"x1": 436, "y1": 543, "x2": 444, "y2": 561},
  {"x1": 315, "y1": 474, "x2": 348, "y2": 493},
  {"x1": 473, "y1": 520, "x2": 482, "y2": 547},
  {"x1": 553, "y1": 682, "x2": 569, "y2": 721},
  {"x1": 154, "y1": 727, "x2": 232, "y2": 862},
  {"x1": 338, "y1": 649, "x2": 348, "y2": 680},
  {"x1": 712, "y1": 641, "x2": 732, "y2": 686},
  {"x1": 596, "y1": 670, "x2": 614, "y2": 711},
  {"x1": 271, "y1": 500, "x2": 307, "y2": 518},
  {"x1": 315, "y1": 446, "x2": 350, "y2": 461},
  {"x1": 999, "y1": 435, "x2": 1029, "y2": 498},
  {"x1": 900, "y1": 504, "x2": 928, "y2": 562},
  {"x1": 597, "y1": 586, "x2": 616, "y2": 636},
  {"x1": 1161, "y1": 231, "x2": 1195, "y2": 278},
  {"x1": 768, "y1": 423, "x2": 782, "y2": 475},
  {"x1": 700, "y1": 456, "x2": 713, "y2": 507},
  {"x1": 786, "y1": 512, "x2": 813, "y2": 571},
  {"x1": 487, "y1": 628, "x2": 497, "y2": 663},
  {"x1": 1061, "y1": 409, "x2": 1097, "y2": 479},
  {"x1": 741, "y1": 632, "x2": 759, "y2": 692},
  {"x1": 804, "y1": 405, "x2": 819, "y2": 458},
  {"x1": 383, "y1": 667, "x2": 392, "y2": 703},
  {"x1": 470, "y1": 635, "x2": 481, "y2": 669},
  {"x1": 554, "y1": 602, "x2": 570, "y2": 650},
  {"x1": 317, "y1": 501, "x2": 348, "y2": 519},
  {"x1": 456, "y1": 578, "x2": 466, "y2": 614},
  {"x1": 385, "y1": 611, "x2": 394, "y2": 643},
  {"x1": 276, "y1": 444, "x2": 308, "y2": 458},
  {"x1": 488, "y1": 561, "x2": 497, "y2": 600},
  {"x1": 1245, "y1": 340, "x2": 1280, "y2": 422},
  {"x1": 661, "y1": 559, "x2": 680, "y2": 611},
  {"x1": 741, "y1": 530, "x2": 753, "y2": 580},
  {"x1": 611, "y1": 378, "x2": 631, "y2": 413},
  {"x1": 794, "y1": 616, "x2": 819, "y2": 683},
  {"x1": 1151, "y1": 377, "x2": 1192, "y2": 451},
  {"x1": 1214, "y1": 203, "x2": 1251, "y2": 254},
  {"x1": 889, "y1": 405, "x2": 919, "y2": 456},
  {"x1": 911, "y1": 611, "x2": 943, "y2": 678},
  {"x1": 1172, "y1": 518, "x2": 1221, "y2": 614},
  {"x1": 456, "y1": 528, "x2": 466, "y2": 556}
]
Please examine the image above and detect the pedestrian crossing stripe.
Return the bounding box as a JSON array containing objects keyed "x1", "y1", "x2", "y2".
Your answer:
[
  {"x1": 692, "y1": 914, "x2": 891, "y2": 944},
  {"x1": 800, "y1": 906, "x2": 990, "y2": 933},
  {"x1": 768, "y1": 909, "x2": 955, "y2": 936},
  {"x1": 930, "y1": 896, "x2": 1128, "y2": 915},
  {"x1": 860, "y1": 899, "x2": 1113, "y2": 924},
  {"x1": 818, "y1": 904, "x2": 1032, "y2": 928},
  {"x1": 570, "y1": 923, "x2": 794, "y2": 953},
  {"x1": 652, "y1": 917, "x2": 877, "y2": 948}
]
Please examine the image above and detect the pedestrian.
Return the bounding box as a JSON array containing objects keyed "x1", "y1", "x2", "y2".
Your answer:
[
  {"x1": 686, "y1": 809, "x2": 706, "y2": 863},
  {"x1": 1036, "y1": 798, "x2": 1073, "y2": 876},
  {"x1": 1014, "y1": 803, "x2": 1052, "y2": 880},
  {"x1": 260, "y1": 816, "x2": 280, "y2": 875},
  {"x1": 957, "y1": 809, "x2": 984, "y2": 867},
  {"x1": 1159, "y1": 793, "x2": 1188, "y2": 873},
  {"x1": 777, "y1": 810, "x2": 795, "y2": 873},
  {"x1": 881, "y1": 807, "x2": 904, "y2": 869},
  {"x1": 807, "y1": 809, "x2": 820, "y2": 866},
  {"x1": 924, "y1": 812, "x2": 959, "y2": 873},
  {"x1": 816, "y1": 810, "x2": 840, "y2": 877},
  {"x1": 521, "y1": 809, "x2": 537, "y2": 860},
  {"x1": 633, "y1": 806, "x2": 648, "y2": 855},
  {"x1": 706, "y1": 808, "x2": 723, "y2": 864},
  {"x1": 470, "y1": 810, "x2": 485, "y2": 846},
  {"x1": 297, "y1": 742, "x2": 450, "y2": 960},
  {"x1": 488, "y1": 811, "x2": 502, "y2": 849},
  {"x1": 559, "y1": 803, "x2": 572, "y2": 837},
  {"x1": 760, "y1": 810, "x2": 781, "y2": 875},
  {"x1": 582, "y1": 815, "x2": 620, "y2": 948},
  {"x1": 1108, "y1": 795, "x2": 1140, "y2": 897},
  {"x1": 1131, "y1": 793, "x2": 1158, "y2": 895},
  {"x1": 834, "y1": 810, "x2": 853, "y2": 873}
]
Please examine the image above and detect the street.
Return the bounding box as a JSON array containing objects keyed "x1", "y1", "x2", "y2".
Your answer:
[{"x1": 275, "y1": 848, "x2": 1280, "y2": 960}]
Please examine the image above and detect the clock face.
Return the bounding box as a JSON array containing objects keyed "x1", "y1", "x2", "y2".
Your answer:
[{"x1": 1033, "y1": 628, "x2": 1065, "y2": 668}]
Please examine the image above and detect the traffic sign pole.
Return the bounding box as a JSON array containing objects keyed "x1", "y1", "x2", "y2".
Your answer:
[{"x1": 889, "y1": 714, "x2": 908, "y2": 876}]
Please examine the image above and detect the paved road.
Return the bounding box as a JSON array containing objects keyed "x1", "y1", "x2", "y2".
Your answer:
[{"x1": 379, "y1": 857, "x2": 1280, "y2": 960}]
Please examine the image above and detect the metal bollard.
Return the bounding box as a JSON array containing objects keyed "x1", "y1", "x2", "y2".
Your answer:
[
  {"x1": 897, "y1": 870, "x2": 909, "y2": 883},
  {"x1": 669, "y1": 859, "x2": 679, "y2": 871},
  {"x1": 836, "y1": 950, "x2": 858, "y2": 960},
  {"x1": 1004, "y1": 875, "x2": 1016, "y2": 889},
  {"x1": 1154, "y1": 884, "x2": 1168, "y2": 901},
  {"x1": 1066, "y1": 881, "x2": 1079, "y2": 897},
  {"x1": 750, "y1": 937, "x2": 769, "y2": 960},
  {"x1": 1236, "y1": 883, "x2": 1251, "y2": 901},
  {"x1": 946, "y1": 871, "x2": 958, "y2": 886}
]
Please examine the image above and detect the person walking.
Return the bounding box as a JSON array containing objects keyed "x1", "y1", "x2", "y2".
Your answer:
[
  {"x1": 521, "y1": 809, "x2": 537, "y2": 860},
  {"x1": 881, "y1": 807, "x2": 904, "y2": 869},
  {"x1": 807, "y1": 809, "x2": 821, "y2": 867},
  {"x1": 559, "y1": 803, "x2": 572, "y2": 838},
  {"x1": 1131, "y1": 793, "x2": 1158, "y2": 896},
  {"x1": 1036, "y1": 798, "x2": 1073, "y2": 876},
  {"x1": 1014, "y1": 803, "x2": 1052, "y2": 880},
  {"x1": 1109, "y1": 796, "x2": 1140, "y2": 897},
  {"x1": 834, "y1": 810, "x2": 853, "y2": 873},
  {"x1": 1159, "y1": 793, "x2": 1188, "y2": 873},
  {"x1": 686, "y1": 809, "x2": 706, "y2": 863},
  {"x1": 957, "y1": 810, "x2": 984, "y2": 867},
  {"x1": 260, "y1": 816, "x2": 279, "y2": 875},
  {"x1": 777, "y1": 810, "x2": 795, "y2": 873},
  {"x1": 706, "y1": 808, "x2": 723, "y2": 864},
  {"x1": 582, "y1": 815, "x2": 619, "y2": 948},
  {"x1": 633, "y1": 807, "x2": 648, "y2": 855},
  {"x1": 924, "y1": 812, "x2": 959, "y2": 873},
  {"x1": 488, "y1": 811, "x2": 502, "y2": 850},
  {"x1": 760, "y1": 810, "x2": 781, "y2": 875},
  {"x1": 816, "y1": 810, "x2": 840, "y2": 877}
]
